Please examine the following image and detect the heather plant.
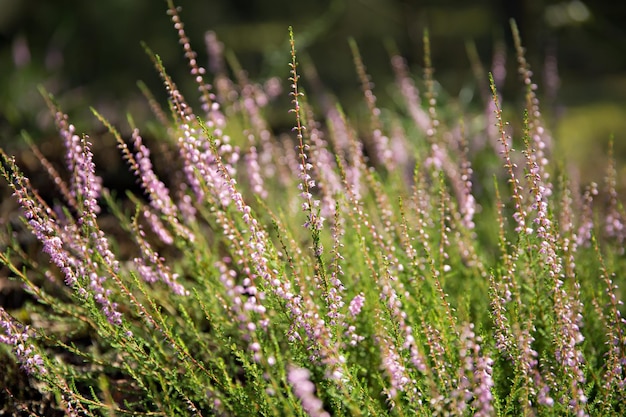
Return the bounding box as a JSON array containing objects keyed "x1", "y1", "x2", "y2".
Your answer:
[{"x1": 1, "y1": 2, "x2": 625, "y2": 416}]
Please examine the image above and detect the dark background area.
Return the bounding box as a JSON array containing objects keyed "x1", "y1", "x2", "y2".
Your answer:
[{"x1": 1, "y1": 0, "x2": 626, "y2": 180}]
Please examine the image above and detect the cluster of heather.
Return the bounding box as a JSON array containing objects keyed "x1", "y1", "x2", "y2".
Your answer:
[{"x1": 1, "y1": 2, "x2": 625, "y2": 416}]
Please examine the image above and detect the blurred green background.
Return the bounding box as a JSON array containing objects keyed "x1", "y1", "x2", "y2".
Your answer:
[{"x1": 1, "y1": 0, "x2": 626, "y2": 183}]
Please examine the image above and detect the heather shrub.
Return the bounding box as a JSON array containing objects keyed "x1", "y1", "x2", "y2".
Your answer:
[{"x1": 1, "y1": 2, "x2": 625, "y2": 416}]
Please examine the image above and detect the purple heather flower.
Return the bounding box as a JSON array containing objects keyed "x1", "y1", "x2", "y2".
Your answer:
[
  {"x1": 168, "y1": 5, "x2": 222, "y2": 122},
  {"x1": 345, "y1": 325, "x2": 364, "y2": 347},
  {"x1": 0, "y1": 308, "x2": 47, "y2": 376},
  {"x1": 132, "y1": 128, "x2": 178, "y2": 219},
  {"x1": 378, "y1": 336, "x2": 414, "y2": 402},
  {"x1": 133, "y1": 223, "x2": 188, "y2": 296},
  {"x1": 307, "y1": 113, "x2": 342, "y2": 219},
  {"x1": 201, "y1": 154, "x2": 344, "y2": 375},
  {"x1": 143, "y1": 208, "x2": 174, "y2": 245},
  {"x1": 350, "y1": 41, "x2": 394, "y2": 170},
  {"x1": 215, "y1": 258, "x2": 267, "y2": 361},
  {"x1": 524, "y1": 139, "x2": 587, "y2": 414},
  {"x1": 604, "y1": 145, "x2": 626, "y2": 251},
  {"x1": 512, "y1": 25, "x2": 553, "y2": 197},
  {"x1": 391, "y1": 54, "x2": 431, "y2": 134},
  {"x1": 288, "y1": 366, "x2": 330, "y2": 417},
  {"x1": 348, "y1": 293, "x2": 365, "y2": 317},
  {"x1": 576, "y1": 183, "x2": 596, "y2": 247},
  {"x1": 4, "y1": 155, "x2": 122, "y2": 324},
  {"x1": 54, "y1": 112, "x2": 103, "y2": 214},
  {"x1": 289, "y1": 33, "x2": 324, "y2": 234},
  {"x1": 204, "y1": 31, "x2": 224, "y2": 75},
  {"x1": 60, "y1": 395, "x2": 81, "y2": 417},
  {"x1": 6, "y1": 128, "x2": 121, "y2": 324},
  {"x1": 379, "y1": 266, "x2": 428, "y2": 375},
  {"x1": 244, "y1": 145, "x2": 268, "y2": 199},
  {"x1": 458, "y1": 323, "x2": 495, "y2": 417}
]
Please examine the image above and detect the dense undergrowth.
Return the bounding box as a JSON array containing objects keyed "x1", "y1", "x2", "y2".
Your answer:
[{"x1": 1, "y1": 1, "x2": 625, "y2": 416}]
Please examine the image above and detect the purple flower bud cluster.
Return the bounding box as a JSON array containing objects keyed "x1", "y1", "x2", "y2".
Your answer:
[
  {"x1": 133, "y1": 221, "x2": 188, "y2": 296},
  {"x1": 216, "y1": 258, "x2": 268, "y2": 363},
  {"x1": 350, "y1": 41, "x2": 393, "y2": 170},
  {"x1": 202, "y1": 121, "x2": 349, "y2": 380},
  {"x1": 0, "y1": 308, "x2": 47, "y2": 376},
  {"x1": 576, "y1": 183, "x2": 597, "y2": 248},
  {"x1": 491, "y1": 86, "x2": 528, "y2": 235},
  {"x1": 307, "y1": 113, "x2": 342, "y2": 220},
  {"x1": 132, "y1": 128, "x2": 177, "y2": 218},
  {"x1": 455, "y1": 323, "x2": 494, "y2": 417},
  {"x1": 54, "y1": 112, "x2": 103, "y2": 215},
  {"x1": 512, "y1": 23, "x2": 553, "y2": 199},
  {"x1": 380, "y1": 270, "x2": 427, "y2": 376},
  {"x1": 244, "y1": 145, "x2": 268, "y2": 199},
  {"x1": 177, "y1": 117, "x2": 231, "y2": 206},
  {"x1": 60, "y1": 394, "x2": 81, "y2": 417},
  {"x1": 142, "y1": 208, "x2": 174, "y2": 245},
  {"x1": 344, "y1": 293, "x2": 365, "y2": 346},
  {"x1": 288, "y1": 366, "x2": 330, "y2": 417},
  {"x1": 525, "y1": 144, "x2": 587, "y2": 414},
  {"x1": 379, "y1": 335, "x2": 414, "y2": 403},
  {"x1": 600, "y1": 274, "x2": 626, "y2": 404},
  {"x1": 289, "y1": 31, "x2": 324, "y2": 234},
  {"x1": 390, "y1": 54, "x2": 431, "y2": 134},
  {"x1": 604, "y1": 145, "x2": 626, "y2": 252},
  {"x1": 3, "y1": 132, "x2": 123, "y2": 326},
  {"x1": 168, "y1": 4, "x2": 222, "y2": 123}
]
